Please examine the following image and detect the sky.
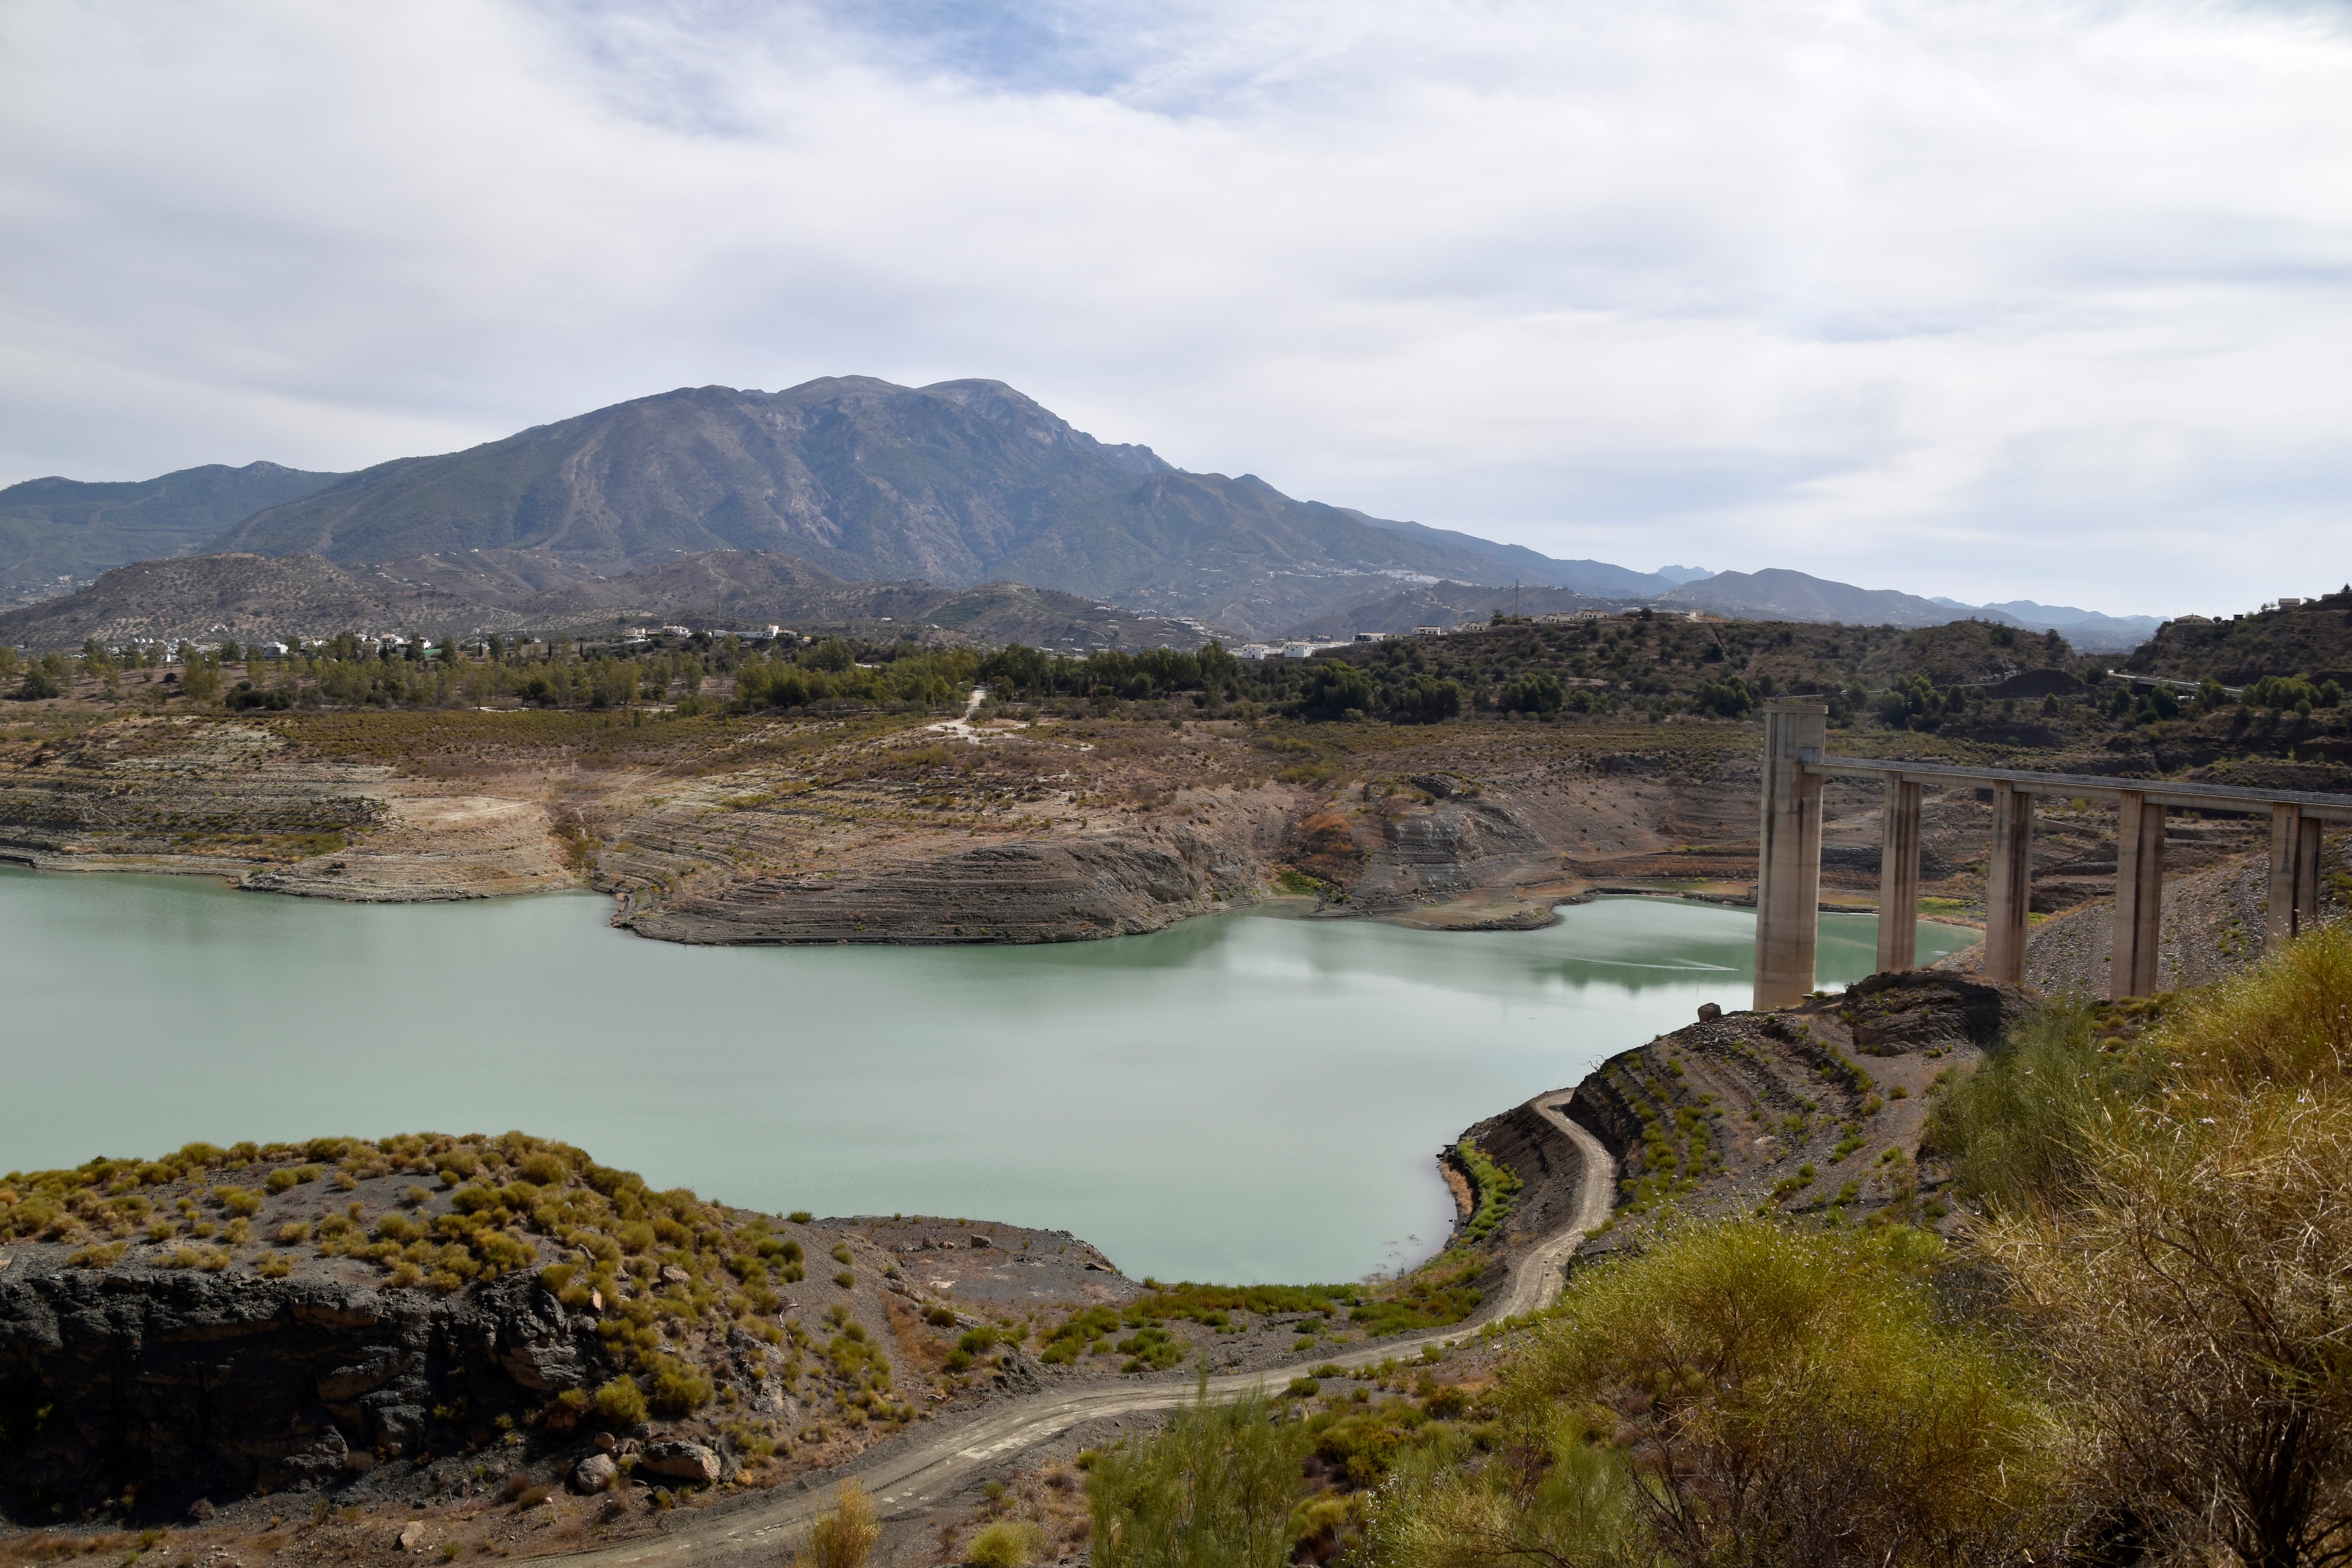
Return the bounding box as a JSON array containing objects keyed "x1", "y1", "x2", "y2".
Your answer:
[{"x1": 2, "y1": 0, "x2": 2348, "y2": 616}]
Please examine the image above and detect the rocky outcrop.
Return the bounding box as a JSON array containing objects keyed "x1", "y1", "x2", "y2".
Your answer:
[
  {"x1": 1559, "y1": 971, "x2": 2035, "y2": 1243},
  {"x1": 0, "y1": 1268, "x2": 602, "y2": 1520}
]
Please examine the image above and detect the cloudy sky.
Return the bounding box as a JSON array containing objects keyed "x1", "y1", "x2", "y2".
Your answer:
[{"x1": 3, "y1": 0, "x2": 2347, "y2": 614}]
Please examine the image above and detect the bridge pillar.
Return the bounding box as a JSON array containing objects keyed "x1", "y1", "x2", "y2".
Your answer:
[
  {"x1": 1983, "y1": 781, "x2": 2034, "y2": 984},
  {"x1": 2265, "y1": 807, "x2": 2325, "y2": 943},
  {"x1": 1875, "y1": 777, "x2": 1923, "y2": 975},
  {"x1": 1754, "y1": 702, "x2": 1827, "y2": 1011},
  {"x1": 2110, "y1": 790, "x2": 2166, "y2": 1000},
  {"x1": 2296, "y1": 814, "x2": 2324, "y2": 935}
]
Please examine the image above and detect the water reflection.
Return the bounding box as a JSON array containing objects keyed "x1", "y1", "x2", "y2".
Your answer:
[{"x1": 0, "y1": 868, "x2": 1970, "y2": 1283}]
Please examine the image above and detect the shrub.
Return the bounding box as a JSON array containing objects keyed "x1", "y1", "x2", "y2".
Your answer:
[
  {"x1": 215, "y1": 1187, "x2": 263, "y2": 1217},
  {"x1": 792, "y1": 1480, "x2": 880, "y2": 1568},
  {"x1": 1377, "y1": 1218, "x2": 2052, "y2": 1568},
  {"x1": 592, "y1": 1377, "x2": 647, "y2": 1428},
  {"x1": 966, "y1": 1520, "x2": 1044, "y2": 1568},
  {"x1": 1088, "y1": 1385, "x2": 1310, "y2": 1568},
  {"x1": 644, "y1": 1354, "x2": 714, "y2": 1417}
]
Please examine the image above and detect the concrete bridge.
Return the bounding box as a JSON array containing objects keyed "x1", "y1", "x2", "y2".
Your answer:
[{"x1": 1753, "y1": 700, "x2": 2352, "y2": 1009}]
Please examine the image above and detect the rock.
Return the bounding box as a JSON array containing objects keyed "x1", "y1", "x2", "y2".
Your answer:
[
  {"x1": 396, "y1": 1520, "x2": 425, "y2": 1552},
  {"x1": 1697, "y1": 1002, "x2": 1722, "y2": 1022},
  {"x1": 186, "y1": 1498, "x2": 216, "y2": 1522},
  {"x1": 593, "y1": 1430, "x2": 617, "y2": 1453},
  {"x1": 572, "y1": 1454, "x2": 619, "y2": 1494},
  {"x1": 967, "y1": 1234, "x2": 992, "y2": 1250},
  {"x1": 0, "y1": 1267, "x2": 611, "y2": 1519},
  {"x1": 636, "y1": 1439, "x2": 720, "y2": 1485},
  {"x1": 342, "y1": 1448, "x2": 376, "y2": 1475},
  {"x1": 660, "y1": 1265, "x2": 691, "y2": 1285}
]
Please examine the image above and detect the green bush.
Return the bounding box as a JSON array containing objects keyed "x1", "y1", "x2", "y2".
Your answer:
[
  {"x1": 1377, "y1": 1218, "x2": 2050, "y2": 1568},
  {"x1": 593, "y1": 1377, "x2": 648, "y2": 1428},
  {"x1": 965, "y1": 1520, "x2": 1044, "y2": 1568},
  {"x1": 1088, "y1": 1385, "x2": 1311, "y2": 1568}
]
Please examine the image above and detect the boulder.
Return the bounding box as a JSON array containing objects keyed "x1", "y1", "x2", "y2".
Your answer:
[
  {"x1": 396, "y1": 1521, "x2": 426, "y2": 1552},
  {"x1": 572, "y1": 1454, "x2": 619, "y2": 1494},
  {"x1": 637, "y1": 1440, "x2": 720, "y2": 1485}
]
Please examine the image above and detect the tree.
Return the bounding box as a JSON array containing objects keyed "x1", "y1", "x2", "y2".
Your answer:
[
  {"x1": 1497, "y1": 671, "x2": 1564, "y2": 716},
  {"x1": 1691, "y1": 675, "x2": 1756, "y2": 719},
  {"x1": 1392, "y1": 675, "x2": 1462, "y2": 723},
  {"x1": 1296, "y1": 662, "x2": 1376, "y2": 720}
]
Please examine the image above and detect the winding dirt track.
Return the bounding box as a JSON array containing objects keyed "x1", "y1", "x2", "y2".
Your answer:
[{"x1": 555, "y1": 1097, "x2": 1614, "y2": 1565}]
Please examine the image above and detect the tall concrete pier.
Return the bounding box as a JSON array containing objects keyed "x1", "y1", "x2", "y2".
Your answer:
[
  {"x1": 1750, "y1": 734, "x2": 2349, "y2": 1011},
  {"x1": 1752, "y1": 701, "x2": 1827, "y2": 1011}
]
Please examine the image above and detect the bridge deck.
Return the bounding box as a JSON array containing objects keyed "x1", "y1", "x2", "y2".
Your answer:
[{"x1": 1804, "y1": 754, "x2": 2352, "y2": 822}]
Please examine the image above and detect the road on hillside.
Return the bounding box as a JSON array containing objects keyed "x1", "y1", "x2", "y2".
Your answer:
[{"x1": 556, "y1": 1098, "x2": 1614, "y2": 1565}]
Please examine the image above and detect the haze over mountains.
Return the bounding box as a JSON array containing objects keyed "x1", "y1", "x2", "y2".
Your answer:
[{"x1": 0, "y1": 376, "x2": 2167, "y2": 649}]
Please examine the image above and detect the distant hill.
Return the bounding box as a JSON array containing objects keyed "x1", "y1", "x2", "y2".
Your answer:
[
  {"x1": 1977, "y1": 599, "x2": 2165, "y2": 652},
  {"x1": 504, "y1": 551, "x2": 1214, "y2": 651},
  {"x1": 0, "y1": 554, "x2": 495, "y2": 645},
  {"x1": 2126, "y1": 590, "x2": 2352, "y2": 685},
  {"x1": 0, "y1": 549, "x2": 1213, "y2": 652},
  {"x1": 1278, "y1": 580, "x2": 1625, "y2": 640},
  {"x1": 206, "y1": 378, "x2": 1545, "y2": 638},
  {"x1": 0, "y1": 461, "x2": 346, "y2": 605},
  {"x1": 1658, "y1": 568, "x2": 1971, "y2": 628},
  {"x1": 1342, "y1": 514, "x2": 1689, "y2": 598}
]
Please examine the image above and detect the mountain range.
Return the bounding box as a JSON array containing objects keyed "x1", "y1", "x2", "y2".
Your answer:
[{"x1": 0, "y1": 377, "x2": 2168, "y2": 649}]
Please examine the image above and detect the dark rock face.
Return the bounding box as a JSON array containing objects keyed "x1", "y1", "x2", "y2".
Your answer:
[{"x1": 0, "y1": 1269, "x2": 603, "y2": 1520}]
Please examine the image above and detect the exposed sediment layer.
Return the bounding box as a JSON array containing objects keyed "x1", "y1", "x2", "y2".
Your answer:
[{"x1": 613, "y1": 787, "x2": 1295, "y2": 944}]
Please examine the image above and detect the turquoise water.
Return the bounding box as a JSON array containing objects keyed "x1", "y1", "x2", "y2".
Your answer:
[{"x1": 0, "y1": 867, "x2": 1970, "y2": 1282}]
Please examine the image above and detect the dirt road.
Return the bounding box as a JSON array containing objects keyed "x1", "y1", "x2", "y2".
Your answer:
[{"x1": 555, "y1": 1099, "x2": 1615, "y2": 1565}]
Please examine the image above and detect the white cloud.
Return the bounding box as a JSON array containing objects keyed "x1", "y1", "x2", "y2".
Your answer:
[{"x1": 1, "y1": 0, "x2": 2346, "y2": 614}]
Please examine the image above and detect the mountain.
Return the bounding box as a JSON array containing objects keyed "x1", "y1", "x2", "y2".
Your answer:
[
  {"x1": 1653, "y1": 565, "x2": 1715, "y2": 585},
  {"x1": 0, "y1": 461, "x2": 347, "y2": 606},
  {"x1": 206, "y1": 379, "x2": 1548, "y2": 638}
]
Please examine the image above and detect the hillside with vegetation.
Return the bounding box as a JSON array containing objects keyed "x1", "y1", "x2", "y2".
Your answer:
[
  {"x1": 2128, "y1": 586, "x2": 2352, "y2": 685},
  {"x1": 981, "y1": 927, "x2": 2352, "y2": 1568},
  {"x1": 0, "y1": 462, "x2": 344, "y2": 607}
]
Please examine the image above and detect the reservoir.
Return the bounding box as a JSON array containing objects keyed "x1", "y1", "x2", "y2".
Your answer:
[{"x1": 0, "y1": 866, "x2": 1972, "y2": 1283}]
